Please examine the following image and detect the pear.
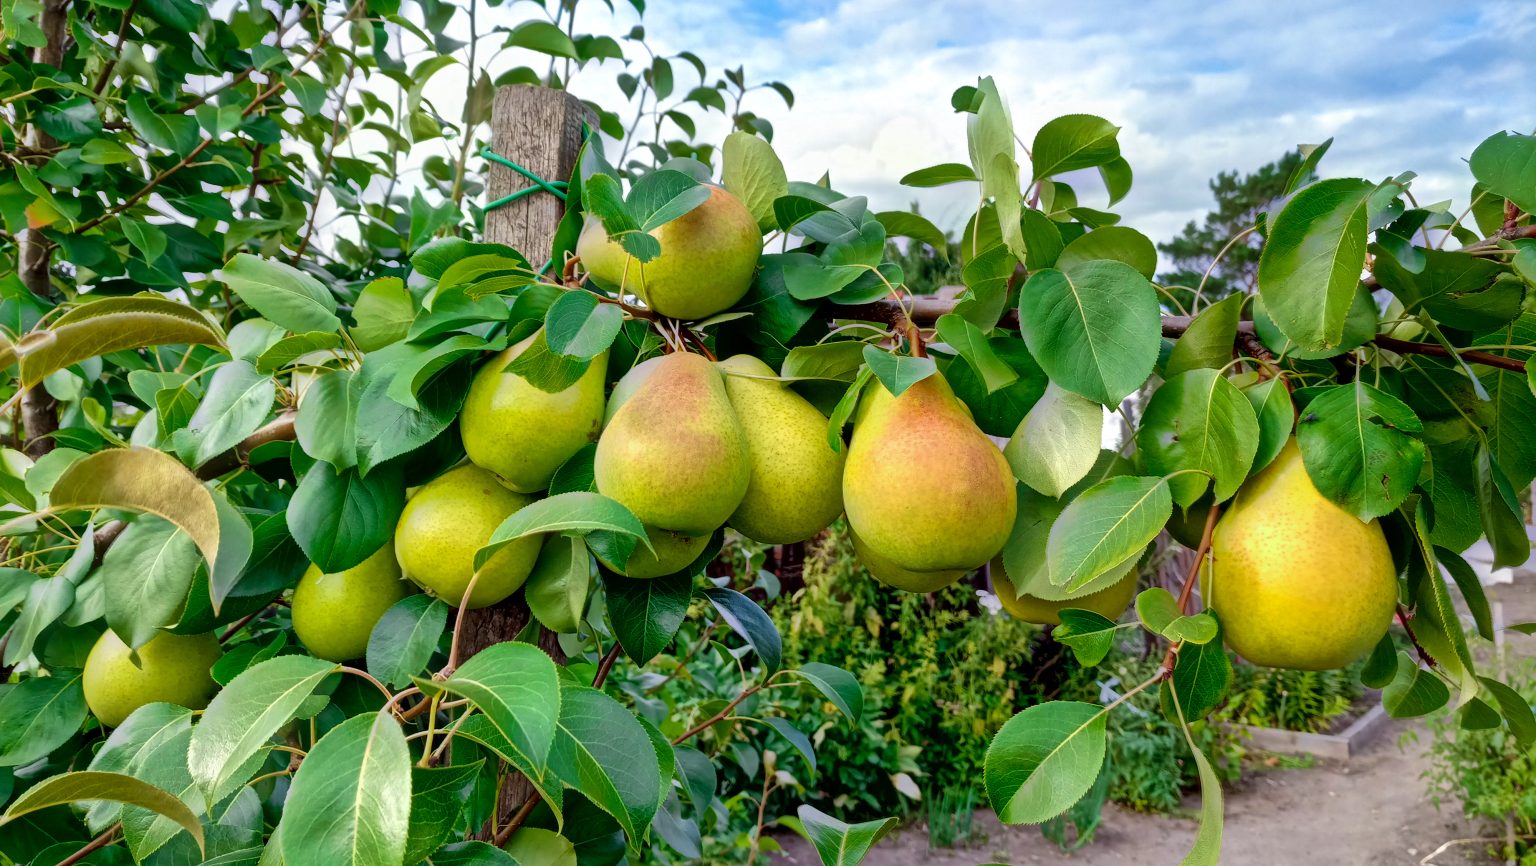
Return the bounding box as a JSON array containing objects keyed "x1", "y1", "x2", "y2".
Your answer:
[
  {"x1": 594, "y1": 352, "x2": 750, "y2": 534},
  {"x1": 604, "y1": 355, "x2": 665, "y2": 426},
  {"x1": 292, "y1": 542, "x2": 414, "y2": 662},
  {"x1": 461, "y1": 334, "x2": 607, "y2": 493},
  {"x1": 851, "y1": 528, "x2": 966, "y2": 593},
  {"x1": 577, "y1": 186, "x2": 761, "y2": 320},
  {"x1": 844, "y1": 375, "x2": 1016, "y2": 585},
  {"x1": 1207, "y1": 440, "x2": 1397, "y2": 670},
  {"x1": 394, "y1": 464, "x2": 542, "y2": 609},
  {"x1": 991, "y1": 555, "x2": 1137, "y2": 626},
  {"x1": 718, "y1": 354, "x2": 845, "y2": 544},
  {"x1": 595, "y1": 525, "x2": 709, "y2": 579},
  {"x1": 83, "y1": 630, "x2": 222, "y2": 727}
]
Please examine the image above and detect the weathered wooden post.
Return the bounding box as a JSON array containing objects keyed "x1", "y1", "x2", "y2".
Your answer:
[{"x1": 464, "y1": 84, "x2": 591, "y2": 831}]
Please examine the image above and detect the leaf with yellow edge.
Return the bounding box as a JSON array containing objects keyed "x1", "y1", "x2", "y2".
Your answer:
[
  {"x1": 2, "y1": 296, "x2": 224, "y2": 388},
  {"x1": 1, "y1": 770, "x2": 204, "y2": 853},
  {"x1": 49, "y1": 448, "x2": 219, "y2": 571}
]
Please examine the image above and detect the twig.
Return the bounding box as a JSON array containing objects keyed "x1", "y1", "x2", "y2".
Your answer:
[
  {"x1": 1396, "y1": 604, "x2": 1437, "y2": 668},
  {"x1": 218, "y1": 605, "x2": 272, "y2": 642},
  {"x1": 92, "y1": 0, "x2": 139, "y2": 94},
  {"x1": 672, "y1": 684, "x2": 762, "y2": 745},
  {"x1": 592, "y1": 644, "x2": 622, "y2": 689},
  {"x1": 57, "y1": 825, "x2": 120, "y2": 866}
]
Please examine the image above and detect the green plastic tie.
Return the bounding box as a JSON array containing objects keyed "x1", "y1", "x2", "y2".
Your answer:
[{"x1": 481, "y1": 148, "x2": 569, "y2": 211}]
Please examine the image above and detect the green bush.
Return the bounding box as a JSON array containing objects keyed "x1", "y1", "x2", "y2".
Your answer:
[
  {"x1": 1424, "y1": 663, "x2": 1536, "y2": 863},
  {"x1": 1218, "y1": 661, "x2": 1365, "y2": 733}
]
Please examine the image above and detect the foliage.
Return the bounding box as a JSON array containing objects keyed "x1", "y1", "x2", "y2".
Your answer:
[
  {"x1": 1219, "y1": 659, "x2": 1366, "y2": 734},
  {"x1": 0, "y1": 1, "x2": 1531, "y2": 861}
]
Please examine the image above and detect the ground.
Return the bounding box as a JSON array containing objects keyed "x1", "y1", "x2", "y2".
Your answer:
[{"x1": 774, "y1": 568, "x2": 1536, "y2": 866}]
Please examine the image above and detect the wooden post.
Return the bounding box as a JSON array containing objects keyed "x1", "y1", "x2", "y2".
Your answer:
[{"x1": 465, "y1": 84, "x2": 591, "y2": 832}]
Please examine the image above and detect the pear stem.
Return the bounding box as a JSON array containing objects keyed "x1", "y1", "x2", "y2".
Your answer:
[
  {"x1": 1396, "y1": 604, "x2": 1437, "y2": 668},
  {"x1": 1176, "y1": 503, "x2": 1221, "y2": 614}
]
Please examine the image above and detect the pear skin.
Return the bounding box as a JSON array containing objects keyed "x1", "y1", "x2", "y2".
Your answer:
[
  {"x1": 718, "y1": 355, "x2": 845, "y2": 544},
  {"x1": 461, "y1": 334, "x2": 607, "y2": 493},
  {"x1": 851, "y1": 528, "x2": 967, "y2": 592},
  {"x1": 577, "y1": 186, "x2": 761, "y2": 321},
  {"x1": 844, "y1": 375, "x2": 1016, "y2": 576},
  {"x1": 595, "y1": 525, "x2": 709, "y2": 579},
  {"x1": 604, "y1": 355, "x2": 665, "y2": 426},
  {"x1": 292, "y1": 542, "x2": 414, "y2": 661},
  {"x1": 1207, "y1": 440, "x2": 1398, "y2": 670},
  {"x1": 594, "y1": 352, "x2": 750, "y2": 534},
  {"x1": 83, "y1": 630, "x2": 222, "y2": 727},
  {"x1": 991, "y1": 556, "x2": 1137, "y2": 626},
  {"x1": 394, "y1": 464, "x2": 542, "y2": 609}
]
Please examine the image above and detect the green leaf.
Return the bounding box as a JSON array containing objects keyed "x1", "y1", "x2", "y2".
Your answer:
[
  {"x1": 440, "y1": 642, "x2": 561, "y2": 773},
  {"x1": 1165, "y1": 294, "x2": 1242, "y2": 378},
  {"x1": 722, "y1": 131, "x2": 788, "y2": 232},
  {"x1": 548, "y1": 685, "x2": 663, "y2": 843},
  {"x1": 188, "y1": 655, "x2": 338, "y2": 799},
  {"x1": 1048, "y1": 476, "x2": 1171, "y2": 591},
  {"x1": 1055, "y1": 226, "x2": 1156, "y2": 278},
  {"x1": 1243, "y1": 378, "x2": 1294, "y2": 474},
  {"x1": 1136, "y1": 369, "x2": 1260, "y2": 506},
  {"x1": 1437, "y1": 547, "x2": 1493, "y2": 642},
  {"x1": 544, "y1": 293, "x2": 623, "y2": 360},
  {"x1": 1283, "y1": 139, "x2": 1334, "y2": 196},
  {"x1": 1255, "y1": 178, "x2": 1373, "y2": 352},
  {"x1": 703, "y1": 587, "x2": 782, "y2": 672},
  {"x1": 351, "y1": 277, "x2": 413, "y2": 352},
  {"x1": 119, "y1": 217, "x2": 167, "y2": 261},
  {"x1": 6, "y1": 296, "x2": 224, "y2": 388},
  {"x1": 38, "y1": 96, "x2": 102, "y2": 143},
  {"x1": 508, "y1": 20, "x2": 578, "y2": 57},
  {"x1": 899, "y1": 163, "x2": 976, "y2": 187},
  {"x1": 1, "y1": 771, "x2": 203, "y2": 852},
  {"x1": 288, "y1": 462, "x2": 405, "y2": 574},
  {"x1": 1053, "y1": 609, "x2": 1119, "y2": 667},
  {"x1": 860, "y1": 346, "x2": 936, "y2": 398},
  {"x1": 1135, "y1": 587, "x2": 1181, "y2": 633},
  {"x1": 295, "y1": 371, "x2": 358, "y2": 469},
  {"x1": 525, "y1": 535, "x2": 593, "y2": 633},
  {"x1": 217, "y1": 254, "x2": 340, "y2": 333},
  {"x1": 780, "y1": 342, "x2": 867, "y2": 383},
  {"x1": 935, "y1": 313, "x2": 1016, "y2": 393},
  {"x1": 984, "y1": 701, "x2": 1108, "y2": 824},
  {"x1": 49, "y1": 447, "x2": 220, "y2": 571},
  {"x1": 0, "y1": 672, "x2": 86, "y2": 767},
  {"x1": 172, "y1": 360, "x2": 275, "y2": 468},
  {"x1": 1373, "y1": 248, "x2": 1517, "y2": 332},
  {"x1": 1360, "y1": 634, "x2": 1398, "y2": 688},
  {"x1": 353, "y1": 345, "x2": 469, "y2": 473},
  {"x1": 2, "y1": 575, "x2": 72, "y2": 668},
  {"x1": 603, "y1": 570, "x2": 692, "y2": 665},
  {"x1": 1017, "y1": 261, "x2": 1160, "y2": 405},
  {"x1": 255, "y1": 332, "x2": 341, "y2": 374},
  {"x1": 367, "y1": 595, "x2": 449, "y2": 689},
  {"x1": 1031, "y1": 114, "x2": 1120, "y2": 180},
  {"x1": 1480, "y1": 676, "x2": 1536, "y2": 747},
  {"x1": 83, "y1": 703, "x2": 191, "y2": 831},
  {"x1": 504, "y1": 330, "x2": 595, "y2": 395},
  {"x1": 1176, "y1": 731, "x2": 1224, "y2": 865},
  {"x1": 1468, "y1": 130, "x2": 1536, "y2": 214},
  {"x1": 402, "y1": 761, "x2": 483, "y2": 865},
  {"x1": 126, "y1": 93, "x2": 200, "y2": 155},
  {"x1": 875, "y1": 211, "x2": 948, "y2": 260},
  {"x1": 101, "y1": 517, "x2": 200, "y2": 650},
  {"x1": 1004, "y1": 382, "x2": 1102, "y2": 498},
  {"x1": 278, "y1": 713, "x2": 411, "y2": 866},
  {"x1": 476, "y1": 491, "x2": 648, "y2": 571},
  {"x1": 1295, "y1": 382, "x2": 1425, "y2": 520},
  {"x1": 789, "y1": 805, "x2": 897, "y2": 866},
  {"x1": 1159, "y1": 630, "x2": 1232, "y2": 722},
  {"x1": 789, "y1": 663, "x2": 863, "y2": 723},
  {"x1": 1381, "y1": 652, "x2": 1450, "y2": 718},
  {"x1": 1098, "y1": 156, "x2": 1133, "y2": 206}
]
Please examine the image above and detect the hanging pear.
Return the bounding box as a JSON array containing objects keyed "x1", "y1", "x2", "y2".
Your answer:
[
  {"x1": 594, "y1": 352, "x2": 751, "y2": 534},
  {"x1": 718, "y1": 354, "x2": 845, "y2": 544},
  {"x1": 461, "y1": 333, "x2": 607, "y2": 493},
  {"x1": 1207, "y1": 440, "x2": 1398, "y2": 670},
  {"x1": 843, "y1": 373, "x2": 1016, "y2": 590},
  {"x1": 394, "y1": 464, "x2": 542, "y2": 609}
]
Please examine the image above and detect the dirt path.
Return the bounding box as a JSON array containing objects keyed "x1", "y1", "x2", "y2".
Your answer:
[{"x1": 774, "y1": 571, "x2": 1536, "y2": 866}]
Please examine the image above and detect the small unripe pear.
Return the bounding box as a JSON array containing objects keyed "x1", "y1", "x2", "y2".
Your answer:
[
  {"x1": 461, "y1": 335, "x2": 607, "y2": 493},
  {"x1": 292, "y1": 543, "x2": 414, "y2": 662},
  {"x1": 1207, "y1": 441, "x2": 1397, "y2": 670},
  {"x1": 595, "y1": 525, "x2": 709, "y2": 579},
  {"x1": 394, "y1": 464, "x2": 542, "y2": 609},
  {"x1": 718, "y1": 354, "x2": 844, "y2": 544},
  {"x1": 577, "y1": 186, "x2": 761, "y2": 321},
  {"x1": 83, "y1": 630, "x2": 222, "y2": 727}
]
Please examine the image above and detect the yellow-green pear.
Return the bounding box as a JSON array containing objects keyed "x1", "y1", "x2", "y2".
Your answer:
[
  {"x1": 594, "y1": 352, "x2": 750, "y2": 534},
  {"x1": 991, "y1": 556, "x2": 1137, "y2": 626},
  {"x1": 844, "y1": 375, "x2": 1016, "y2": 580},
  {"x1": 461, "y1": 334, "x2": 607, "y2": 493},
  {"x1": 577, "y1": 186, "x2": 761, "y2": 320},
  {"x1": 604, "y1": 355, "x2": 665, "y2": 426},
  {"x1": 292, "y1": 543, "x2": 414, "y2": 662},
  {"x1": 851, "y1": 528, "x2": 966, "y2": 593},
  {"x1": 1207, "y1": 440, "x2": 1397, "y2": 670},
  {"x1": 718, "y1": 354, "x2": 845, "y2": 544},
  {"x1": 596, "y1": 525, "x2": 709, "y2": 579},
  {"x1": 394, "y1": 464, "x2": 542, "y2": 609},
  {"x1": 83, "y1": 630, "x2": 222, "y2": 727}
]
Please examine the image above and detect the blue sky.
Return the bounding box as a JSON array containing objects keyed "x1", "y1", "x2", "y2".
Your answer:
[{"x1": 568, "y1": 0, "x2": 1536, "y2": 245}]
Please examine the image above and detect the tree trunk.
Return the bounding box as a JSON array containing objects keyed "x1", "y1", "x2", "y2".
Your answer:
[{"x1": 468, "y1": 84, "x2": 591, "y2": 834}]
